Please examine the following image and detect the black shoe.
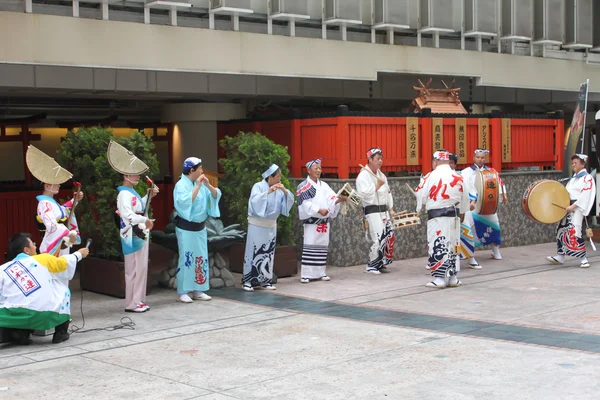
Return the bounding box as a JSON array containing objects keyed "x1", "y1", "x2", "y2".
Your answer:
[
  {"x1": 0, "y1": 328, "x2": 12, "y2": 344},
  {"x1": 12, "y1": 329, "x2": 33, "y2": 346},
  {"x1": 380, "y1": 267, "x2": 390, "y2": 273},
  {"x1": 52, "y1": 331, "x2": 70, "y2": 344}
]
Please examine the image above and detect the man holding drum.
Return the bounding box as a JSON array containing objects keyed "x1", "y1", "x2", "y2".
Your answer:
[
  {"x1": 461, "y1": 149, "x2": 507, "y2": 261},
  {"x1": 546, "y1": 154, "x2": 596, "y2": 268},
  {"x1": 356, "y1": 148, "x2": 396, "y2": 274},
  {"x1": 415, "y1": 150, "x2": 469, "y2": 288},
  {"x1": 297, "y1": 158, "x2": 347, "y2": 283}
]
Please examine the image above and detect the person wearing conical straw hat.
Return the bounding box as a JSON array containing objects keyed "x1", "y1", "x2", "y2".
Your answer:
[
  {"x1": 173, "y1": 157, "x2": 221, "y2": 303},
  {"x1": 108, "y1": 141, "x2": 158, "y2": 313},
  {"x1": 26, "y1": 145, "x2": 83, "y2": 264}
]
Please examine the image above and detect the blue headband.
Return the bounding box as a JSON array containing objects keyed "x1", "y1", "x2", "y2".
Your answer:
[
  {"x1": 306, "y1": 158, "x2": 322, "y2": 169},
  {"x1": 262, "y1": 164, "x2": 279, "y2": 179}
]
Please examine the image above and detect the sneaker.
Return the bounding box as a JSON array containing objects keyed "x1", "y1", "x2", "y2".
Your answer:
[
  {"x1": 193, "y1": 292, "x2": 212, "y2": 301},
  {"x1": 300, "y1": 278, "x2": 310, "y2": 283},
  {"x1": 320, "y1": 276, "x2": 331, "y2": 281},
  {"x1": 262, "y1": 284, "x2": 276, "y2": 290},
  {"x1": 426, "y1": 277, "x2": 447, "y2": 288},
  {"x1": 580, "y1": 261, "x2": 590, "y2": 268},
  {"x1": 52, "y1": 331, "x2": 70, "y2": 344},
  {"x1": 242, "y1": 284, "x2": 254, "y2": 292},
  {"x1": 126, "y1": 304, "x2": 149, "y2": 312},
  {"x1": 379, "y1": 267, "x2": 390, "y2": 273},
  {"x1": 139, "y1": 302, "x2": 150, "y2": 310},
  {"x1": 365, "y1": 269, "x2": 382, "y2": 275},
  {"x1": 546, "y1": 256, "x2": 563, "y2": 265},
  {"x1": 178, "y1": 294, "x2": 194, "y2": 303}
]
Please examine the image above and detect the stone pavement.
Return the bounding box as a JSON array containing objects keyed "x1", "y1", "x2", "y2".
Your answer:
[{"x1": 2, "y1": 242, "x2": 600, "y2": 399}]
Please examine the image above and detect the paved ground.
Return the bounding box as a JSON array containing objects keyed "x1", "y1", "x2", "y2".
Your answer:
[{"x1": 1, "y1": 242, "x2": 600, "y2": 399}]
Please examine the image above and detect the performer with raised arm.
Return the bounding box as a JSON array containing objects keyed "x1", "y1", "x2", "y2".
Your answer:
[
  {"x1": 546, "y1": 154, "x2": 596, "y2": 268},
  {"x1": 109, "y1": 141, "x2": 159, "y2": 313},
  {"x1": 242, "y1": 164, "x2": 294, "y2": 292},
  {"x1": 297, "y1": 158, "x2": 347, "y2": 283},
  {"x1": 415, "y1": 151, "x2": 469, "y2": 288},
  {"x1": 26, "y1": 145, "x2": 82, "y2": 260},
  {"x1": 461, "y1": 149, "x2": 507, "y2": 260},
  {"x1": 356, "y1": 148, "x2": 396, "y2": 274},
  {"x1": 174, "y1": 157, "x2": 221, "y2": 303}
]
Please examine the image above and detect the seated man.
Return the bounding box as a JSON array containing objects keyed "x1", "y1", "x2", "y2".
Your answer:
[{"x1": 0, "y1": 233, "x2": 88, "y2": 345}]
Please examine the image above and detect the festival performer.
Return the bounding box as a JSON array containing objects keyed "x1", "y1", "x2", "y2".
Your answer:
[
  {"x1": 449, "y1": 153, "x2": 480, "y2": 269},
  {"x1": 0, "y1": 233, "x2": 88, "y2": 345},
  {"x1": 415, "y1": 151, "x2": 469, "y2": 288},
  {"x1": 356, "y1": 148, "x2": 396, "y2": 274},
  {"x1": 461, "y1": 149, "x2": 507, "y2": 260},
  {"x1": 297, "y1": 158, "x2": 347, "y2": 283},
  {"x1": 26, "y1": 145, "x2": 82, "y2": 259},
  {"x1": 173, "y1": 157, "x2": 221, "y2": 303},
  {"x1": 546, "y1": 154, "x2": 596, "y2": 268},
  {"x1": 108, "y1": 141, "x2": 158, "y2": 313},
  {"x1": 242, "y1": 164, "x2": 294, "y2": 292}
]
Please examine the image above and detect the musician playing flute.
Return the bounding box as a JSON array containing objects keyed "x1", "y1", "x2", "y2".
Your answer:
[
  {"x1": 109, "y1": 141, "x2": 158, "y2": 313},
  {"x1": 415, "y1": 151, "x2": 469, "y2": 288},
  {"x1": 546, "y1": 154, "x2": 596, "y2": 268},
  {"x1": 461, "y1": 149, "x2": 507, "y2": 261},
  {"x1": 297, "y1": 158, "x2": 347, "y2": 284},
  {"x1": 356, "y1": 148, "x2": 396, "y2": 274},
  {"x1": 242, "y1": 164, "x2": 294, "y2": 292},
  {"x1": 174, "y1": 157, "x2": 220, "y2": 303}
]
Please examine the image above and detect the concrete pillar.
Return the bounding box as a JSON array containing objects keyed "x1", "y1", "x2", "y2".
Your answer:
[{"x1": 161, "y1": 103, "x2": 246, "y2": 177}]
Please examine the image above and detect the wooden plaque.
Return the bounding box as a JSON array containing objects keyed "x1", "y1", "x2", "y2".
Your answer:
[
  {"x1": 433, "y1": 118, "x2": 443, "y2": 151},
  {"x1": 502, "y1": 118, "x2": 511, "y2": 162},
  {"x1": 406, "y1": 117, "x2": 419, "y2": 166},
  {"x1": 455, "y1": 118, "x2": 467, "y2": 164}
]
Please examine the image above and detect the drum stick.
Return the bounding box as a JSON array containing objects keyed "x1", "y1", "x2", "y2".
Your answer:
[
  {"x1": 358, "y1": 164, "x2": 378, "y2": 179},
  {"x1": 405, "y1": 183, "x2": 417, "y2": 197},
  {"x1": 590, "y1": 238, "x2": 597, "y2": 252},
  {"x1": 552, "y1": 203, "x2": 566, "y2": 210}
]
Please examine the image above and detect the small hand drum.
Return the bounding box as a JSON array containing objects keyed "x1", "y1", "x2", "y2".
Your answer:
[
  {"x1": 337, "y1": 183, "x2": 361, "y2": 209},
  {"x1": 391, "y1": 211, "x2": 421, "y2": 230}
]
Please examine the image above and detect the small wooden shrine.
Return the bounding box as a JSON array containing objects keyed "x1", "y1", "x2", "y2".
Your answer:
[{"x1": 408, "y1": 78, "x2": 468, "y2": 114}]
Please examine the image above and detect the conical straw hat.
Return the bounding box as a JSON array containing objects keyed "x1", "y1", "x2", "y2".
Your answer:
[
  {"x1": 25, "y1": 145, "x2": 73, "y2": 184},
  {"x1": 107, "y1": 140, "x2": 149, "y2": 175}
]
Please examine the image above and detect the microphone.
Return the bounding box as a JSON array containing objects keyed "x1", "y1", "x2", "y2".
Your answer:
[{"x1": 85, "y1": 238, "x2": 92, "y2": 249}]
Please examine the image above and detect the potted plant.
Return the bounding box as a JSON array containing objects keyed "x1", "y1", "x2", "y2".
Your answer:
[
  {"x1": 219, "y1": 132, "x2": 298, "y2": 278},
  {"x1": 56, "y1": 126, "x2": 162, "y2": 298}
]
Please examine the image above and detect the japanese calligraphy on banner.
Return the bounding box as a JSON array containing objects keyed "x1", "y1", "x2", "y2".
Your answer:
[
  {"x1": 455, "y1": 118, "x2": 467, "y2": 164},
  {"x1": 502, "y1": 118, "x2": 511, "y2": 162},
  {"x1": 432, "y1": 118, "x2": 443, "y2": 151},
  {"x1": 478, "y1": 118, "x2": 490, "y2": 163},
  {"x1": 406, "y1": 117, "x2": 419, "y2": 166}
]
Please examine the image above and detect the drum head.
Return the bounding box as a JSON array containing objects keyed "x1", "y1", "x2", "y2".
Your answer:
[
  {"x1": 474, "y1": 170, "x2": 499, "y2": 215},
  {"x1": 527, "y1": 181, "x2": 570, "y2": 224},
  {"x1": 474, "y1": 171, "x2": 484, "y2": 213}
]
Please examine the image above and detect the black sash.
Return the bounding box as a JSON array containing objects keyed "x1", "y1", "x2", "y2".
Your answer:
[
  {"x1": 303, "y1": 217, "x2": 329, "y2": 225},
  {"x1": 427, "y1": 207, "x2": 458, "y2": 220},
  {"x1": 175, "y1": 216, "x2": 206, "y2": 232},
  {"x1": 364, "y1": 205, "x2": 388, "y2": 215}
]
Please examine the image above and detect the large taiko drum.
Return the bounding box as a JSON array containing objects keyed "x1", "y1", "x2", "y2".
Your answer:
[
  {"x1": 522, "y1": 180, "x2": 570, "y2": 224},
  {"x1": 474, "y1": 169, "x2": 500, "y2": 215}
]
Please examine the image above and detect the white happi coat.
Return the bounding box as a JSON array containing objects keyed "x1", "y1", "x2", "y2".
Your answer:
[
  {"x1": 116, "y1": 187, "x2": 149, "y2": 255},
  {"x1": 297, "y1": 177, "x2": 341, "y2": 279},
  {"x1": 415, "y1": 164, "x2": 468, "y2": 277},
  {"x1": 36, "y1": 195, "x2": 81, "y2": 256},
  {"x1": 556, "y1": 169, "x2": 596, "y2": 258},
  {"x1": 356, "y1": 167, "x2": 395, "y2": 271}
]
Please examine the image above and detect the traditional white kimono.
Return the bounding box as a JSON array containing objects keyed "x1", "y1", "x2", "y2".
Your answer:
[
  {"x1": 415, "y1": 164, "x2": 468, "y2": 280},
  {"x1": 461, "y1": 165, "x2": 506, "y2": 247},
  {"x1": 0, "y1": 252, "x2": 80, "y2": 331},
  {"x1": 356, "y1": 168, "x2": 395, "y2": 271},
  {"x1": 117, "y1": 186, "x2": 150, "y2": 310},
  {"x1": 36, "y1": 195, "x2": 81, "y2": 257},
  {"x1": 243, "y1": 180, "x2": 294, "y2": 287},
  {"x1": 556, "y1": 169, "x2": 596, "y2": 258},
  {"x1": 174, "y1": 175, "x2": 221, "y2": 294},
  {"x1": 297, "y1": 177, "x2": 341, "y2": 280}
]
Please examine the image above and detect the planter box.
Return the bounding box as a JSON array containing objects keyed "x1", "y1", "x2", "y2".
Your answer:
[
  {"x1": 80, "y1": 242, "x2": 175, "y2": 299},
  {"x1": 229, "y1": 241, "x2": 298, "y2": 278}
]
